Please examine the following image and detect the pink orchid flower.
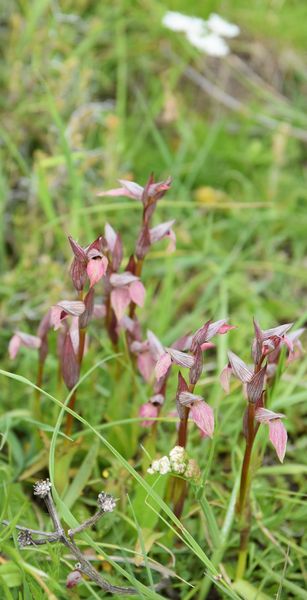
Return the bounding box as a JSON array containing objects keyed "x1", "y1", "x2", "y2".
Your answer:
[
  {"x1": 109, "y1": 272, "x2": 146, "y2": 321},
  {"x1": 179, "y1": 391, "x2": 214, "y2": 438},
  {"x1": 9, "y1": 331, "x2": 41, "y2": 359},
  {"x1": 138, "y1": 402, "x2": 159, "y2": 427},
  {"x1": 68, "y1": 235, "x2": 108, "y2": 291},
  {"x1": 50, "y1": 300, "x2": 86, "y2": 330},
  {"x1": 97, "y1": 176, "x2": 172, "y2": 203},
  {"x1": 255, "y1": 408, "x2": 287, "y2": 462}
]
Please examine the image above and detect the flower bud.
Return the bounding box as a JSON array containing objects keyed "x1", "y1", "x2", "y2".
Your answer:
[{"x1": 66, "y1": 570, "x2": 82, "y2": 589}]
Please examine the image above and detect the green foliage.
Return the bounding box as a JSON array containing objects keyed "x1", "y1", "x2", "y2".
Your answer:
[{"x1": 1, "y1": 0, "x2": 307, "y2": 598}]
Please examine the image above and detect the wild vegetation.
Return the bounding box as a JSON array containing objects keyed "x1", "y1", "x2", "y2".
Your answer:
[{"x1": 0, "y1": 1, "x2": 307, "y2": 599}]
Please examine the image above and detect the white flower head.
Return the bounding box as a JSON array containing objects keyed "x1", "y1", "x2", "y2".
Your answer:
[
  {"x1": 207, "y1": 13, "x2": 240, "y2": 38},
  {"x1": 162, "y1": 11, "x2": 204, "y2": 34},
  {"x1": 162, "y1": 10, "x2": 240, "y2": 58},
  {"x1": 159, "y1": 456, "x2": 171, "y2": 475},
  {"x1": 186, "y1": 31, "x2": 229, "y2": 57},
  {"x1": 169, "y1": 446, "x2": 186, "y2": 461}
]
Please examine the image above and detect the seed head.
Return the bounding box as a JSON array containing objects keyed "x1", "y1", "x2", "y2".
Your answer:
[
  {"x1": 33, "y1": 479, "x2": 52, "y2": 498},
  {"x1": 97, "y1": 492, "x2": 116, "y2": 512}
]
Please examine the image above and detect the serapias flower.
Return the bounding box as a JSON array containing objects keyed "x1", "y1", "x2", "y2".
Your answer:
[
  {"x1": 255, "y1": 408, "x2": 287, "y2": 462},
  {"x1": 97, "y1": 175, "x2": 172, "y2": 203},
  {"x1": 109, "y1": 272, "x2": 146, "y2": 321},
  {"x1": 179, "y1": 390, "x2": 214, "y2": 438},
  {"x1": 9, "y1": 331, "x2": 41, "y2": 359},
  {"x1": 50, "y1": 300, "x2": 86, "y2": 330},
  {"x1": 68, "y1": 235, "x2": 108, "y2": 291},
  {"x1": 138, "y1": 401, "x2": 159, "y2": 427},
  {"x1": 152, "y1": 319, "x2": 234, "y2": 383},
  {"x1": 221, "y1": 320, "x2": 302, "y2": 464}
]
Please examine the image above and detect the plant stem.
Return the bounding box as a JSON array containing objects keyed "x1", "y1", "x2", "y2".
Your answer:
[
  {"x1": 173, "y1": 384, "x2": 194, "y2": 518},
  {"x1": 129, "y1": 257, "x2": 144, "y2": 319},
  {"x1": 65, "y1": 294, "x2": 86, "y2": 438},
  {"x1": 236, "y1": 400, "x2": 256, "y2": 580}
]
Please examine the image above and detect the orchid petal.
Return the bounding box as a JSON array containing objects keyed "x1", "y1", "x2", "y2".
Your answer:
[
  {"x1": 104, "y1": 222, "x2": 117, "y2": 252},
  {"x1": 147, "y1": 330, "x2": 164, "y2": 360},
  {"x1": 268, "y1": 419, "x2": 287, "y2": 463},
  {"x1": 165, "y1": 347, "x2": 194, "y2": 368},
  {"x1": 97, "y1": 186, "x2": 135, "y2": 198},
  {"x1": 139, "y1": 402, "x2": 158, "y2": 428},
  {"x1": 200, "y1": 342, "x2": 215, "y2": 351},
  {"x1": 220, "y1": 365, "x2": 232, "y2": 393},
  {"x1": 228, "y1": 350, "x2": 253, "y2": 383},
  {"x1": 178, "y1": 391, "x2": 203, "y2": 406},
  {"x1": 190, "y1": 401, "x2": 214, "y2": 438},
  {"x1": 129, "y1": 280, "x2": 146, "y2": 307},
  {"x1": 262, "y1": 323, "x2": 293, "y2": 340},
  {"x1": 110, "y1": 272, "x2": 138, "y2": 287},
  {"x1": 255, "y1": 407, "x2": 285, "y2": 422},
  {"x1": 137, "y1": 351, "x2": 155, "y2": 382},
  {"x1": 87, "y1": 256, "x2": 108, "y2": 287},
  {"x1": 246, "y1": 366, "x2": 266, "y2": 403},
  {"x1": 110, "y1": 287, "x2": 131, "y2": 321},
  {"x1": 8, "y1": 334, "x2": 21, "y2": 359},
  {"x1": 149, "y1": 220, "x2": 175, "y2": 245},
  {"x1": 155, "y1": 352, "x2": 172, "y2": 380}
]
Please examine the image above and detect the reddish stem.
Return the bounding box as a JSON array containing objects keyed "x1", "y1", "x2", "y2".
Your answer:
[
  {"x1": 65, "y1": 293, "x2": 86, "y2": 438},
  {"x1": 173, "y1": 384, "x2": 194, "y2": 519}
]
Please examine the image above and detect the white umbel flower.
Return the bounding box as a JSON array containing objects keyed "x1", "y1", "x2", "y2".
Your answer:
[
  {"x1": 207, "y1": 13, "x2": 240, "y2": 38},
  {"x1": 186, "y1": 31, "x2": 229, "y2": 57},
  {"x1": 169, "y1": 446, "x2": 185, "y2": 461},
  {"x1": 162, "y1": 10, "x2": 240, "y2": 58},
  {"x1": 162, "y1": 11, "x2": 204, "y2": 34},
  {"x1": 159, "y1": 456, "x2": 171, "y2": 474}
]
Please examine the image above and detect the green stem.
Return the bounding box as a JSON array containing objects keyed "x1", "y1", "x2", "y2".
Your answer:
[
  {"x1": 172, "y1": 384, "x2": 194, "y2": 519},
  {"x1": 236, "y1": 401, "x2": 256, "y2": 580},
  {"x1": 65, "y1": 293, "x2": 86, "y2": 438}
]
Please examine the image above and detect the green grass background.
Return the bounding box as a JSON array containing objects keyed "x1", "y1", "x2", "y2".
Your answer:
[{"x1": 0, "y1": 1, "x2": 306, "y2": 598}]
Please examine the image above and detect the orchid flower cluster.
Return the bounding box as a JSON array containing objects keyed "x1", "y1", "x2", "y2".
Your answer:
[
  {"x1": 8, "y1": 174, "x2": 176, "y2": 433},
  {"x1": 135, "y1": 320, "x2": 234, "y2": 441},
  {"x1": 221, "y1": 320, "x2": 304, "y2": 463}
]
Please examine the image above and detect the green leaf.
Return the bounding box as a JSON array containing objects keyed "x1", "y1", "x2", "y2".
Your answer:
[
  {"x1": 62, "y1": 441, "x2": 99, "y2": 509},
  {"x1": 0, "y1": 562, "x2": 22, "y2": 588},
  {"x1": 232, "y1": 579, "x2": 271, "y2": 600}
]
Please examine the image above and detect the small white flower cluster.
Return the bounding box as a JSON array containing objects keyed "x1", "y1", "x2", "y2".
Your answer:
[
  {"x1": 147, "y1": 446, "x2": 200, "y2": 480},
  {"x1": 33, "y1": 479, "x2": 52, "y2": 498},
  {"x1": 162, "y1": 11, "x2": 240, "y2": 57}
]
